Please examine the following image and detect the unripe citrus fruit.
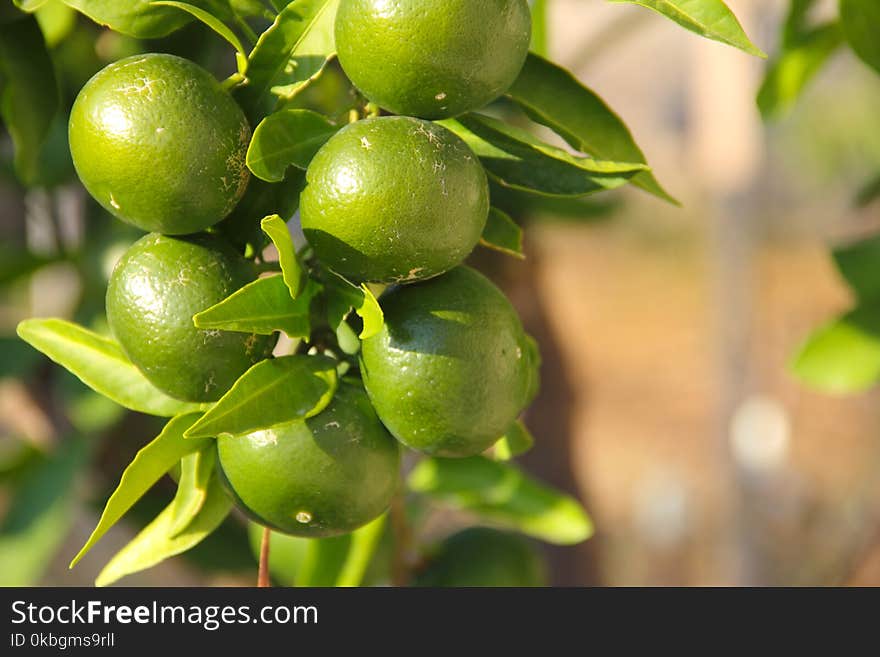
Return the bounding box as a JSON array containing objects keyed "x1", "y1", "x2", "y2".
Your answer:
[
  {"x1": 106, "y1": 233, "x2": 274, "y2": 403},
  {"x1": 300, "y1": 116, "x2": 489, "y2": 283},
  {"x1": 217, "y1": 384, "x2": 401, "y2": 538},
  {"x1": 336, "y1": 0, "x2": 531, "y2": 119},
  {"x1": 414, "y1": 527, "x2": 546, "y2": 587},
  {"x1": 69, "y1": 53, "x2": 250, "y2": 234},
  {"x1": 360, "y1": 266, "x2": 538, "y2": 457}
]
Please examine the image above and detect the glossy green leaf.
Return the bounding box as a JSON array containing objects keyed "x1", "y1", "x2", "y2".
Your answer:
[
  {"x1": 507, "y1": 53, "x2": 677, "y2": 204},
  {"x1": 152, "y1": 1, "x2": 245, "y2": 56},
  {"x1": 70, "y1": 412, "x2": 209, "y2": 568},
  {"x1": 608, "y1": 0, "x2": 765, "y2": 57},
  {"x1": 16, "y1": 319, "x2": 203, "y2": 417},
  {"x1": 791, "y1": 303, "x2": 880, "y2": 394},
  {"x1": 840, "y1": 0, "x2": 880, "y2": 74},
  {"x1": 325, "y1": 273, "x2": 384, "y2": 340},
  {"x1": 757, "y1": 22, "x2": 842, "y2": 119},
  {"x1": 184, "y1": 354, "x2": 338, "y2": 439},
  {"x1": 833, "y1": 234, "x2": 880, "y2": 301},
  {"x1": 444, "y1": 114, "x2": 647, "y2": 198},
  {"x1": 261, "y1": 214, "x2": 306, "y2": 297},
  {"x1": 480, "y1": 207, "x2": 524, "y2": 259},
  {"x1": 409, "y1": 456, "x2": 593, "y2": 545},
  {"x1": 494, "y1": 420, "x2": 535, "y2": 461},
  {"x1": 236, "y1": 0, "x2": 339, "y2": 119},
  {"x1": 95, "y1": 474, "x2": 232, "y2": 586},
  {"x1": 61, "y1": 0, "x2": 191, "y2": 37},
  {"x1": 194, "y1": 275, "x2": 318, "y2": 338},
  {"x1": 168, "y1": 446, "x2": 216, "y2": 537},
  {"x1": 248, "y1": 110, "x2": 338, "y2": 182},
  {"x1": 0, "y1": 16, "x2": 59, "y2": 185}
]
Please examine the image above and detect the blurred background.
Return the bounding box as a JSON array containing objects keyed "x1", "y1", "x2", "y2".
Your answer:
[{"x1": 2, "y1": 0, "x2": 880, "y2": 586}]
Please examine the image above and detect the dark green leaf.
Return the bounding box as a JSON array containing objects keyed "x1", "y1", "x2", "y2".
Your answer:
[
  {"x1": 168, "y1": 445, "x2": 216, "y2": 537},
  {"x1": 409, "y1": 456, "x2": 593, "y2": 545},
  {"x1": 608, "y1": 0, "x2": 765, "y2": 57},
  {"x1": 325, "y1": 273, "x2": 383, "y2": 340},
  {"x1": 16, "y1": 319, "x2": 204, "y2": 417},
  {"x1": 791, "y1": 303, "x2": 880, "y2": 394},
  {"x1": 70, "y1": 412, "x2": 209, "y2": 568},
  {"x1": 833, "y1": 234, "x2": 880, "y2": 301},
  {"x1": 493, "y1": 420, "x2": 535, "y2": 461},
  {"x1": 193, "y1": 274, "x2": 318, "y2": 338},
  {"x1": 95, "y1": 474, "x2": 232, "y2": 586},
  {"x1": 507, "y1": 53, "x2": 677, "y2": 204},
  {"x1": 151, "y1": 1, "x2": 246, "y2": 57},
  {"x1": 0, "y1": 16, "x2": 59, "y2": 185},
  {"x1": 261, "y1": 213, "x2": 306, "y2": 297},
  {"x1": 840, "y1": 0, "x2": 880, "y2": 74},
  {"x1": 247, "y1": 109, "x2": 338, "y2": 182},
  {"x1": 480, "y1": 207, "x2": 524, "y2": 259},
  {"x1": 184, "y1": 354, "x2": 338, "y2": 439},
  {"x1": 61, "y1": 0, "x2": 192, "y2": 37}
]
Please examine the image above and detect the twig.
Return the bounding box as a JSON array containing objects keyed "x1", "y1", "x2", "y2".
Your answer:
[{"x1": 257, "y1": 527, "x2": 271, "y2": 587}]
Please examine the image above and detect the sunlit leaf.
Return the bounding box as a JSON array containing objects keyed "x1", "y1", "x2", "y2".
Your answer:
[
  {"x1": 247, "y1": 110, "x2": 338, "y2": 182},
  {"x1": 493, "y1": 420, "x2": 535, "y2": 461},
  {"x1": 261, "y1": 214, "x2": 306, "y2": 297}
]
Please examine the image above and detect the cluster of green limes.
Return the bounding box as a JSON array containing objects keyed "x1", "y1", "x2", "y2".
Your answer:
[{"x1": 70, "y1": 0, "x2": 537, "y2": 544}]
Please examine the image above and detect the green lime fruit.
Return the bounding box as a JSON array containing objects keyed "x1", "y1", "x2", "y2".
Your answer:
[
  {"x1": 300, "y1": 116, "x2": 489, "y2": 284},
  {"x1": 360, "y1": 266, "x2": 538, "y2": 457},
  {"x1": 217, "y1": 384, "x2": 401, "y2": 538},
  {"x1": 69, "y1": 53, "x2": 250, "y2": 234},
  {"x1": 414, "y1": 527, "x2": 547, "y2": 587},
  {"x1": 336, "y1": 0, "x2": 531, "y2": 119},
  {"x1": 106, "y1": 232, "x2": 274, "y2": 403}
]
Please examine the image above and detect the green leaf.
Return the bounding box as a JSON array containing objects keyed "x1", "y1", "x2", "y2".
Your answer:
[
  {"x1": 95, "y1": 474, "x2": 232, "y2": 586},
  {"x1": 35, "y1": 1, "x2": 77, "y2": 47},
  {"x1": 295, "y1": 513, "x2": 386, "y2": 587},
  {"x1": 184, "y1": 354, "x2": 338, "y2": 439},
  {"x1": 493, "y1": 420, "x2": 535, "y2": 461},
  {"x1": 236, "y1": 0, "x2": 339, "y2": 120},
  {"x1": 247, "y1": 110, "x2": 338, "y2": 182},
  {"x1": 335, "y1": 513, "x2": 386, "y2": 587},
  {"x1": 833, "y1": 235, "x2": 880, "y2": 301},
  {"x1": 608, "y1": 0, "x2": 765, "y2": 57},
  {"x1": 757, "y1": 22, "x2": 842, "y2": 120},
  {"x1": 782, "y1": 0, "x2": 820, "y2": 46},
  {"x1": 261, "y1": 213, "x2": 306, "y2": 297},
  {"x1": 16, "y1": 319, "x2": 203, "y2": 417},
  {"x1": 14, "y1": 0, "x2": 51, "y2": 11},
  {"x1": 151, "y1": 1, "x2": 246, "y2": 57},
  {"x1": 409, "y1": 456, "x2": 593, "y2": 545},
  {"x1": 856, "y1": 173, "x2": 880, "y2": 208},
  {"x1": 168, "y1": 445, "x2": 216, "y2": 537},
  {"x1": 444, "y1": 113, "x2": 647, "y2": 198},
  {"x1": 61, "y1": 0, "x2": 192, "y2": 37},
  {"x1": 194, "y1": 275, "x2": 318, "y2": 338},
  {"x1": 325, "y1": 273, "x2": 384, "y2": 340},
  {"x1": 479, "y1": 207, "x2": 524, "y2": 259},
  {"x1": 0, "y1": 16, "x2": 59, "y2": 185},
  {"x1": 791, "y1": 303, "x2": 880, "y2": 394},
  {"x1": 840, "y1": 0, "x2": 880, "y2": 75},
  {"x1": 507, "y1": 53, "x2": 677, "y2": 204},
  {"x1": 530, "y1": 0, "x2": 548, "y2": 57},
  {"x1": 70, "y1": 412, "x2": 209, "y2": 568}
]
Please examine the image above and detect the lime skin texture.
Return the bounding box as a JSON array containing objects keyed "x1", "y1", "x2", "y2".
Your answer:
[
  {"x1": 217, "y1": 384, "x2": 401, "y2": 538},
  {"x1": 69, "y1": 53, "x2": 251, "y2": 234},
  {"x1": 414, "y1": 527, "x2": 547, "y2": 587},
  {"x1": 360, "y1": 266, "x2": 538, "y2": 457},
  {"x1": 106, "y1": 232, "x2": 275, "y2": 403},
  {"x1": 335, "y1": 0, "x2": 532, "y2": 119},
  {"x1": 300, "y1": 116, "x2": 489, "y2": 284}
]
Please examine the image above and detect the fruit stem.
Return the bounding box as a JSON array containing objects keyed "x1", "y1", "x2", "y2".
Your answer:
[
  {"x1": 257, "y1": 526, "x2": 271, "y2": 587},
  {"x1": 390, "y1": 491, "x2": 412, "y2": 587}
]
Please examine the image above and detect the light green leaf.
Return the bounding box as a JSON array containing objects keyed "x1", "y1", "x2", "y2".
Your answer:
[
  {"x1": 791, "y1": 304, "x2": 880, "y2": 394},
  {"x1": 236, "y1": 0, "x2": 339, "y2": 119},
  {"x1": 261, "y1": 214, "x2": 306, "y2": 297},
  {"x1": 494, "y1": 420, "x2": 535, "y2": 461},
  {"x1": 151, "y1": 1, "x2": 245, "y2": 57},
  {"x1": 295, "y1": 514, "x2": 386, "y2": 587},
  {"x1": 409, "y1": 456, "x2": 593, "y2": 545},
  {"x1": 35, "y1": 1, "x2": 77, "y2": 47},
  {"x1": 507, "y1": 53, "x2": 677, "y2": 204},
  {"x1": 336, "y1": 513, "x2": 387, "y2": 587},
  {"x1": 530, "y1": 0, "x2": 548, "y2": 57},
  {"x1": 184, "y1": 354, "x2": 338, "y2": 439},
  {"x1": 840, "y1": 0, "x2": 880, "y2": 75},
  {"x1": 168, "y1": 446, "x2": 216, "y2": 537},
  {"x1": 14, "y1": 0, "x2": 51, "y2": 12},
  {"x1": 61, "y1": 0, "x2": 191, "y2": 37},
  {"x1": 194, "y1": 275, "x2": 318, "y2": 338},
  {"x1": 95, "y1": 475, "x2": 232, "y2": 586},
  {"x1": 480, "y1": 207, "x2": 524, "y2": 259},
  {"x1": 833, "y1": 234, "x2": 880, "y2": 301},
  {"x1": 247, "y1": 110, "x2": 338, "y2": 182},
  {"x1": 608, "y1": 0, "x2": 765, "y2": 57},
  {"x1": 70, "y1": 412, "x2": 209, "y2": 568},
  {"x1": 325, "y1": 273, "x2": 384, "y2": 340},
  {"x1": 0, "y1": 16, "x2": 59, "y2": 185},
  {"x1": 16, "y1": 319, "x2": 203, "y2": 417}
]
